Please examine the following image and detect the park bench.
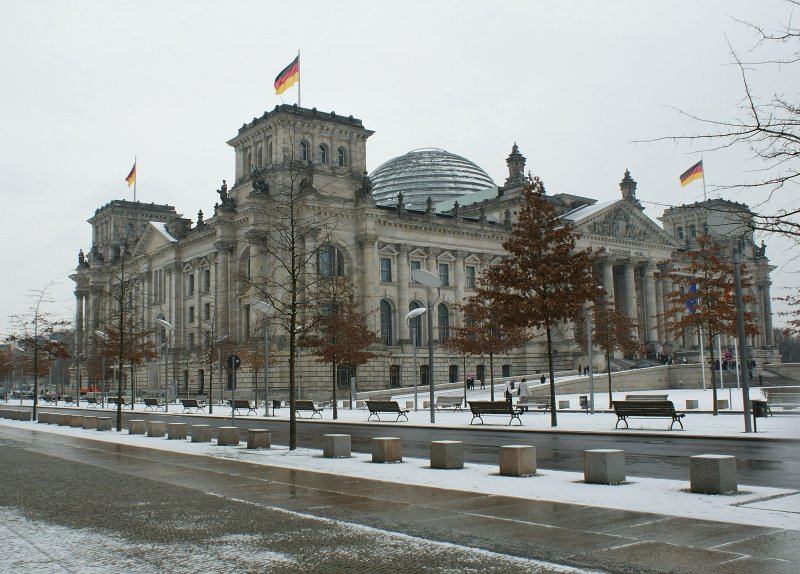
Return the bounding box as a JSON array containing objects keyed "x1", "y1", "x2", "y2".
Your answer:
[
  {"x1": 107, "y1": 396, "x2": 131, "y2": 408},
  {"x1": 229, "y1": 399, "x2": 257, "y2": 416},
  {"x1": 41, "y1": 395, "x2": 57, "y2": 405},
  {"x1": 435, "y1": 395, "x2": 463, "y2": 411},
  {"x1": 468, "y1": 401, "x2": 523, "y2": 426},
  {"x1": 625, "y1": 394, "x2": 669, "y2": 401},
  {"x1": 366, "y1": 400, "x2": 409, "y2": 422},
  {"x1": 516, "y1": 396, "x2": 550, "y2": 412},
  {"x1": 181, "y1": 399, "x2": 206, "y2": 414},
  {"x1": 294, "y1": 400, "x2": 324, "y2": 418},
  {"x1": 143, "y1": 397, "x2": 165, "y2": 412},
  {"x1": 84, "y1": 397, "x2": 100, "y2": 407},
  {"x1": 612, "y1": 400, "x2": 685, "y2": 430},
  {"x1": 761, "y1": 387, "x2": 800, "y2": 414},
  {"x1": 62, "y1": 396, "x2": 75, "y2": 406}
]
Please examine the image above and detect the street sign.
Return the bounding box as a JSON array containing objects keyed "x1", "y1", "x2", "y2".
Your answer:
[
  {"x1": 227, "y1": 354, "x2": 241, "y2": 370},
  {"x1": 725, "y1": 351, "x2": 732, "y2": 361}
]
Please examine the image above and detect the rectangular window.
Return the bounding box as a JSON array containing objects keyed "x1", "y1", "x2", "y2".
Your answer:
[
  {"x1": 690, "y1": 224, "x2": 697, "y2": 238},
  {"x1": 202, "y1": 269, "x2": 210, "y2": 292},
  {"x1": 466, "y1": 265, "x2": 476, "y2": 289},
  {"x1": 188, "y1": 333, "x2": 195, "y2": 350},
  {"x1": 410, "y1": 260, "x2": 421, "y2": 282},
  {"x1": 188, "y1": 306, "x2": 194, "y2": 324},
  {"x1": 204, "y1": 303, "x2": 211, "y2": 321},
  {"x1": 186, "y1": 273, "x2": 194, "y2": 296},
  {"x1": 389, "y1": 365, "x2": 400, "y2": 388},
  {"x1": 380, "y1": 257, "x2": 392, "y2": 282},
  {"x1": 438, "y1": 263, "x2": 450, "y2": 286}
]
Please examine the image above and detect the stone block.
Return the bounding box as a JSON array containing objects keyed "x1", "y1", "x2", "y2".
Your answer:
[
  {"x1": 717, "y1": 399, "x2": 729, "y2": 410},
  {"x1": 690, "y1": 454, "x2": 737, "y2": 494},
  {"x1": 70, "y1": 415, "x2": 84, "y2": 428},
  {"x1": 36, "y1": 412, "x2": 49, "y2": 424},
  {"x1": 128, "y1": 419, "x2": 146, "y2": 435},
  {"x1": 685, "y1": 399, "x2": 699, "y2": 409},
  {"x1": 423, "y1": 400, "x2": 430, "y2": 409},
  {"x1": 430, "y1": 440, "x2": 464, "y2": 469},
  {"x1": 322, "y1": 434, "x2": 351, "y2": 458},
  {"x1": 82, "y1": 416, "x2": 98, "y2": 430},
  {"x1": 584, "y1": 449, "x2": 626, "y2": 484},
  {"x1": 217, "y1": 426, "x2": 240, "y2": 446},
  {"x1": 247, "y1": 429, "x2": 271, "y2": 449},
  {"x1": 59, "y1": 413, "x2": 72, "y2": 426},
  {"x1": 167, "y1": 423, "x2": 187, "y2": 440},
  {"x1": 146, "y1": 421, "x2": 166, "y2": 438},
  {"x1": 16, "y1": 410, "x2": 32, "y2": 421},
  {"x1": 499, "y1": 445, "x2": 536, "y2": 477},
  {"x1": 372, "y1": 437, "x2": 402, "y2": 463},
  {"x1": 342, "y1": 400, "x2": 351, "y2": 408},
  {"x1": 191, "y1": 425, "x2": 212, "y2": 443},
  {"x1": 405, "y1": 400, "x2": 414, "y2": 409},
  {"x1": 558, "y1": 400, "x2": 570, "y2": 410},
  {"x1": 96, "y1": 417, "x2": 113, "y2": 431},
  {"x1": 356, "y1": 400, "x2": 365, "y2": 408}
]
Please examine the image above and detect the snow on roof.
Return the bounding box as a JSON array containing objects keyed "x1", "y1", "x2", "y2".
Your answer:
[
  {"x1": 150, "y1": 221, "x2": 177, "y2": 242},
  {"x1": 561, "y1": 200, "x2": 617, "y2": 223}
]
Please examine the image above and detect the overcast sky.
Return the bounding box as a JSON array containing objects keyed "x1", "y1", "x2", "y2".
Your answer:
[{"x1": 0, "y1": 0, "x2": 795, "y2": 335}]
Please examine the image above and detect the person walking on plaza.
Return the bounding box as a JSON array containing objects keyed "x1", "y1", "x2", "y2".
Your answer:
[{"x1": 517, "y1": 378, "x2": 531, "y2": 411}]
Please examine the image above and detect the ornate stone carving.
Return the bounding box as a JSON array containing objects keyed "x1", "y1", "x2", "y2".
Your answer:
[{"x1": 589, "y1": 207, "x2": 649, "y2": 242}]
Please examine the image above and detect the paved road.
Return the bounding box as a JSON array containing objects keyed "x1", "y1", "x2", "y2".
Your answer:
[
  {"x1": 37, "y1": 407, "x2": 800, "y2": 488},
  {"x1": 2, "y1": 424, "x2": 798, "y2": 574}
]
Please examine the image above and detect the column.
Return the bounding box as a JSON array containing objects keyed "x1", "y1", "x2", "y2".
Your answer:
[
  {"x1": 358, "y1": 233, "x2": 379, "y2": 333},
  {"x1": 602, "y1": 259, "x2": 615, "y2": 308},
  {"x1": 762, "y1": 281, "x2": 774, "y2": 346},
  {"x1": 655, "y1": 275, "x2": 666, "y2": 346},
  {"x1": 397, "y1": 244, "x2": 410, "y2": 342},
  {"x1": 74, "y1": 290, "x2": 85, "y2": 358},
  {"x1": 214, "y1": 241, "x2": 233, "y2": 338},
  {"x1": 454, "y1": 251, "x2": 465, "y2": 327},
  {"x1": 643, "y1": 264, "x2": 658, "y2": 347},
  {"x1": 624, "y1": 261, "x2": 637, "y2": 322},
  {"x1": 662, "y1": 276, "x2": 674, "y2": 346}
]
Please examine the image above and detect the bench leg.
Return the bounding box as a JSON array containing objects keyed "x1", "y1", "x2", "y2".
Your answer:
[
  {"x1": 470, "y1": 415, "x2": 482, "y2": 425},
  {"x1": 368, "y1": 413, "x2": 379, "y2": 421},
  {"x1": 615, "y1": 417, "x2": 628, "y2": 429},
  {"x1": 509, "y1": 415, "x2": 523, "y2": 426},
  {"x1": 669, "y1": 418, "x2": 684, "y2": 430}
]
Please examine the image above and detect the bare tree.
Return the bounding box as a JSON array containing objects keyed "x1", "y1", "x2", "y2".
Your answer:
[
  {"x1": 480, "y1": 179, "x2": 599, "y2": 426},
  {"x1": 9, "y1": 283, "x2": 70, "y2": 418},
  {"x1": 647, "y1": 1, "x2": 800, "y2": 238}
]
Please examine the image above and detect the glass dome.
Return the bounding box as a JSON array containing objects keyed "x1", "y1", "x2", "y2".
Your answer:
[{"x1": 370, "y1": 148, "x2": 496, "y2": 210}]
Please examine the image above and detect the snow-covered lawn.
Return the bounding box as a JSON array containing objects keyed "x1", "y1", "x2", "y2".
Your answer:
[{"x1": 2, "y1": 386, "x2": 799, "y2": 532}]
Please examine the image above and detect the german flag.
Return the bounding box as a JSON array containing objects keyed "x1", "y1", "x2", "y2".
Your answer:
[
  {"x1": 125, "y1": 161, "x2": 136, "y2": 187},
  {"x1": 679, "y1": 160, "x2": 703, "y2": 187},
  {"x1": 274, "y1": 55, "x2": 299, "y2": 95}
]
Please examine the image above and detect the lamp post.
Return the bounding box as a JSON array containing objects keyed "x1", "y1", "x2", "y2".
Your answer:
[
  {"x1": 156, "y1": 319, "x2": 174, "y2": 412},
  {"x1": 95, "y1": 331, "x2": 108, "y2": 408},
  {"x1": 411, "y1": 268, "x2": 442, "y2": 423},
  {"x1": 253, "y1": 301, "x2": 274, "y2": 416},
  {"x1": 732, "y1": 244, "x2": 753, "y2": 432},
  {"x1": 405, "y1": 307, "x2": 427, "y2": 412},
  {"x1": 586, "y1": 305, "x2": 595, "y2": 414},
  {"x1": 211, "y1": 334, "x2": 228, "y2": 415}
]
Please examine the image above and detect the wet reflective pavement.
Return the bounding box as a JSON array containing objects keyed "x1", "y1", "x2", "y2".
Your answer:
[{"x1": 1, "y1": 425, "x2": 798, "y2": 573}]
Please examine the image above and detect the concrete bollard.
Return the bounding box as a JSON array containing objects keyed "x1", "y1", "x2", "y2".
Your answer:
[
  {"x1": 584, "y1": 449, "x2": 626, "y2": 484},
  {"x1": 82, "y1": 416, "x2": 98, "y2": 430},
  {"x1": 405, "y1": 400, "x2": 414, "y2": 409},
  {"x1": 217, "y1": 426, "x2": 240, "y2": 446},
  {"x1": 37, "y1": 412, "x2": 51, "y2": 424},
  {"x1": 322, "y1": 434, "x2": 351, "y2": 458},
  {"x1": 191, "y1": 424, "x2": 212, "y2": 443},
  {"x1": 96, "y1": 417, "x2": 113, "y2": 431},
  {"x1": 247, "y1": 429, "x2": 271, "y2": 449},
  {"x1": 690, "y1": 454, "x2": 738, "y2": 494},
  {"x1": 167, "y1": 423, "x2": 188, "y2": 440},
  {"x1": 356, "y1": 400, "x2": 366, "y2": 408},
  {"x1": 499, "y1": 445, "x2": 536, "y2": 477},
  {"x1": 16, "y1": 410, "x2": 32, "y2": 422},
  {"x1": 70, "y1": 415, "x2": 84, "y2": 428},
  {"x1": 146, "y1": 421, "x2": 166, "y2": 438},
  {"x1": 685, "y1": 399, "x2": 699, "y2": 410},
  {"x1": 558, "y1": 400, "x2": 570, "y2": 410},
  {"x1": 128, "y1": 419, "x2": 146, "y2": 435},
  {"x1": 430, "y1": 440, "x2": 464, "y2": 470},
  {"x1": 59, "y1": 413, "x2": 72, "y2": 426},
  {"x1": 372, "y1": 437, "x2": 402, "y2": 463},
  {"x1": 717, "y1": 400, "x2": 730, "y2": 410}
]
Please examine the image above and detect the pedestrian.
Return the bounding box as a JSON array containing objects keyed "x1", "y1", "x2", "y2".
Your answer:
[
  {"x1": 517, "y1": 378, "x2": 531, "y2": 411},
  {"x1": 480, "y1": 378, "x2": 485, "y2": 390},
  {"x1": 759, "y1": 373, "x2": 763, "y2": 386},
  {"x1": 577, "y1": 364, "x2": 582, "y2": 376},
  {"x1": 540, "y1": 374, "x2": 546, "y2": 385},
  {"x1": 584, "y1": 366, "x2": 589, "y2": 376}
]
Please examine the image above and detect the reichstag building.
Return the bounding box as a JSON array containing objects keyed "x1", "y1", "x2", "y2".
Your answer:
[{"x1": 70, "y1": 104, "x2": 776, "y2": 400}]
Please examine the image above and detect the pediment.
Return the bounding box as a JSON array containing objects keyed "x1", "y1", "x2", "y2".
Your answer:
[
  {"x1": 571, "y1": 201, "x2": 678, "y2": 247},
  {"x1": 130, "y1": 222, "x2": 176, "y2": 258}
]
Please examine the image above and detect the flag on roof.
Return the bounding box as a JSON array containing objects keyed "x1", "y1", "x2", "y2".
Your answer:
[
  {"x1": 679, "y1": 160, "x2": 703, "y2": 187},
  {"x1": 125, "y1": 162, "x2": 136, "y2": 188},
  {"x1": 274, "y1": 55, "x2": 299, "y2": 95}
]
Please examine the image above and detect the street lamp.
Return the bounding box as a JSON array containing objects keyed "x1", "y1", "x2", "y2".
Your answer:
[
  {"x1": 405, "y1": 307, "x2": 427, "y2": 412},
  {"x1": 156, "y1": 318, "x2": 174, "y2": 412},
  {"x1": 95, "y1": 331, "x2": 108, "y2": 408},
  {"x1": 253, "y1": 301, "x2": 274, "y2": 416},
  {"x1": 410, "y1": 268, "x2": 442, "y2": 423}
]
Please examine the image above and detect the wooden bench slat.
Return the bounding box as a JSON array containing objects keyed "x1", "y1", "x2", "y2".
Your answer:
[
  {"x1": 468, "y1": 401, "x2": 523, "y2": 426},
  {"x1": 612, "y1": 400, "x2": 685, "y2": 430},
  {"x1": 229, "y1": 400, "x2": 257, "y2": 415},
  {"x1": 366, "y1": 400, "x2": 409, "y2": 422},
  {"x1": 294, "y1": 400, "x2": 324, "y2": 419}
]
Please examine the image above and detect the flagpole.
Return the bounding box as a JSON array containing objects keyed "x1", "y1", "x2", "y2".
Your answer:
[
  {"x1": 701, "y1": 157, "x2": 707, "y2": 201},
  {"x1": 133, "y1": 155, "x2": 137, "y2": 203},
  {"x1": 297, "y1": 49, "x2": 301, "y2": 107}
]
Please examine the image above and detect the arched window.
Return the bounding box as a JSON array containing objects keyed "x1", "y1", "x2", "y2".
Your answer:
[
  {"x1": 256, "y1": 146, "x2": 263, "y2": 167},
  {"x1": 318, "y1": 244, "x2": 345, "y2": 277},
  {"x1": 267, "y1": 142, "x2": 273, "y2": 165},
  {"x1": 409, "y1": 302, "x2": 423, "y2": 345},
  {"x1": 380, "y1": 300, "x2": 394, "y2": 346},
  {"x1": 319, "y1": 144, "x2": 328, "y2": 164},
  {"x1": 299, "y1": 141, "x2": 308, "y2": 161},
  {"x1": 337, "y1": 146, "x2": 346, "y2": 167},
  {"x1": 438, "y1": 303, "x2": 450, "y2": 342}
]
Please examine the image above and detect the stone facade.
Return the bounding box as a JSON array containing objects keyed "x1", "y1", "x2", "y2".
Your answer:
[{"x1": 70, "y1": 105, "x2": 777, "y2": 401}]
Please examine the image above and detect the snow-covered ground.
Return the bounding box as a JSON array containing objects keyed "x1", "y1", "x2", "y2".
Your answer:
[{"x1": 2, "y1": 384, "x2": 799, "y2": 532}]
